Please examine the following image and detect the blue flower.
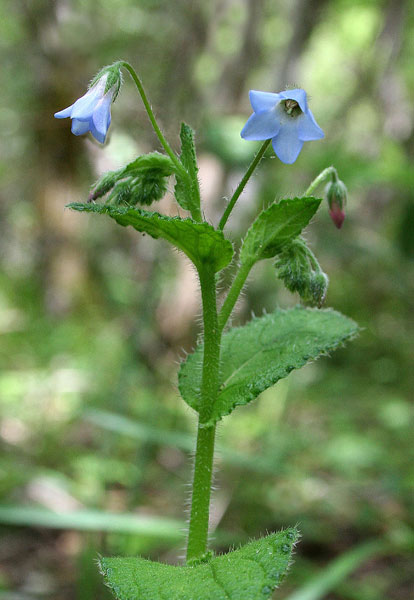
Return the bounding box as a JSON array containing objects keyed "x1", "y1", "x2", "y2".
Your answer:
[
  {"x1": 54, "y1": 74, "x2": 115, "y2": 144},
  {"x1": 241, "y1": 89, "x2": 324, "y2": 164}
]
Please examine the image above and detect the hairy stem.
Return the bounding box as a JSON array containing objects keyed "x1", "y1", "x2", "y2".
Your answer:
[
  {"x1": 218, "y1": 260, "x2": 255, "y2": 333},
  {"x1": 218, "y1": 139, "x2": 271, "y2": 230},
  {"x1": 186, "y1": 268, "x2": 221, "y2": 561},
  {"x1": 186, "y1": 424, "x2": 216, "y2": 561},
  {"x1": 121, "y1": 61, "x2": 202, "y2": 222},
  {"x1": 304, "y1": 165, "x2": 338, "y2": 196}
]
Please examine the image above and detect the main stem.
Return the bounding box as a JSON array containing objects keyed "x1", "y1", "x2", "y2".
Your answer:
[
  {"x1": 218, "y1": 139, "x2": 271, "y2": 230},
  {"x1": 186, "y1": 268, "x2": 221, "y2": 561}
]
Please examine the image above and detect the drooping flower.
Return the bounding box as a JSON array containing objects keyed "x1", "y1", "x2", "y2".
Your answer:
[
  {"x1": 241, "y1": 89, "x2": 324, "y2": 164},
  {"x1": 54, "y1": 73, "x2": 116, "y2": 144}
]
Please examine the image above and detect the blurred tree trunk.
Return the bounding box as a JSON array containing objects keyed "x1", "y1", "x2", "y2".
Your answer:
[
  {"x1": 217, "y1": 0, "x2": 265, "y2": 110},
  {"x1": 157, "y1": 1, "x2": 210, "y2": 130},
  {"x1": 21, "y1": 0, "x2": 89, "y2": 315},
  {"x1": 277, "y1": 0, "x2": 330, "y2": 87},
  {"x1": 338, "y1": 0, "x2": 408, "y2": 124}
]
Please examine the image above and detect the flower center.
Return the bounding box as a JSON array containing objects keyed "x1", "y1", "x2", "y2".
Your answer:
[{"x1": 283, "y1": 99, "x2": 301, "y2": 117}]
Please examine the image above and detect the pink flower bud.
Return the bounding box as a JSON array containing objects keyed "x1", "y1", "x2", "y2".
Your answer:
[
  {"x1": 329, "y1": 201, "x2": 345, "y2": 229},
  {"x1": 325, "y1": 180, "x2": 347, "y2": 229}
]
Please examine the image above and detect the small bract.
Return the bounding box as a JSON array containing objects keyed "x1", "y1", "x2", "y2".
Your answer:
[
  {"x1": 241, "y1": 89, "x2": 324, "y2": 164},
  {"x1": 54, "y1": 74, "x2": 115, "y2": 144}
]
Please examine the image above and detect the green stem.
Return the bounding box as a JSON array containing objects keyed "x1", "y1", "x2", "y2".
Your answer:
[
  {"x1": 218, "y1": 139, "x2": 271, "y2": 230},
  {"x1": 218, "y1": 260, "x2": 255, "y2": 333},
  {"x1": 121, "y1": 61, "x2": 202, "y2": 222},
  {"x1": 186, "y1": 268, "x2": 221, "y2": 561},
  {"x1": 186, "y1": 423, "x2": 216, "y2": 561},
  {"x1": 304, "y1": 165, "x2": 338, "y2": 196}
]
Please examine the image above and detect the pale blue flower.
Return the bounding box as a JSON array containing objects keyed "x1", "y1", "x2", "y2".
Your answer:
[
  {"x1": 241, "y1": 89, "x2": 324, "y2": 164},
  {"x1": 54, "y1": 74, "x2": 114, "y2": 144}
]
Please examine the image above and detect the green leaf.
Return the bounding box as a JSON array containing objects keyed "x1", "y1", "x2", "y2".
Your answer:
[
  {"x1": 100, "y1": 528, "x2": 299, "y2": 600},
  {"x1": 179, "y1": 123, "x2": 199, "y2": 182},
  {"x1": 240, "y1": 197, "x2": 321, "y2": 265},
  {"x1": 179, "y1": 307, "x2": 358, "y2": 425},
  {"x1": 69, "y1": 203, "x2": 233, "y2": 273},
  {"x1": 174, "y1": 122, "x2": 200, "y2": 212}
]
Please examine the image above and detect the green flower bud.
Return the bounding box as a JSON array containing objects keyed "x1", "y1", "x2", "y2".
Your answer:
[
  {"x1": 275, "y1": 237, "x2": 329, "y2": 307},
  {"x1": 307, "y1": 271, "x2": 329, "y2": 308},
  {"x1": 89, "y1": 61, "x2": 123, "y2": 100},
  {"x1": 89, "y1": 169, "x2": 123, "y2": 201}
]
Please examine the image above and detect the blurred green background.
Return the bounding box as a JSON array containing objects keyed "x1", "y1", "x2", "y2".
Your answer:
[{"x1": 0, "y1": 0, "x2": 413, "y2": 598}]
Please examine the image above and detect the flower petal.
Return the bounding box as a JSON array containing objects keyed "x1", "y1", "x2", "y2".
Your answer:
[
  {"x1": 90, "y1": 123, "x2": 106, "y2": 144},
  {"x1": 241, "y1": 109, "x2": 280, "y2": 141},
  {"x1": 271, "y1": 123, "x2": 303, "y2": 164},
  {"x1": 297, "y1": 109, "x2": 324, "y2": 141},
  {"x1": 71, "y1": 119, "x2": 91, "y2": 136},
  {"x1": 92, "y1": 92, "x2": 113, "y2": 139},
  {"x1": 54, "y1": 105, "x2": 74, "y2": 119},
  {"x1": 279, "y1": 89, "x2": 308, "y2": 113},
  {"x1": 249, "y1": 90, "x2": 280, "y2": 112},
  {"x1": 71, "y1": 88, "x2": 101, "y2": 120}
]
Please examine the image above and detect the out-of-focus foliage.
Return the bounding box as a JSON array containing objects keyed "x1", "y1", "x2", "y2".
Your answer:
[{"x1": 0, "y1": 1, "x2": 413, "y2": 598}]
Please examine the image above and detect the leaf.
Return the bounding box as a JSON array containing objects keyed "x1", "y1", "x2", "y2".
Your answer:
[
  {"x1": 240, "y1": 197, "x2": 321, "y2": 265},
  {"x1": 179, "y1": 307, "x2": 358, "y2": 425},
  {"x1": 100, "y1": 528, "x2": 299, "y2": 600},
  {"x1": 178, "y1": 123, "x2": 199, "y2": 183},
  {"x1": 69, "y1": 203, "x2": 233, "y2": 273},
  {"x1": 174, "y1": 122, "x2": 201, "y2": 212}
]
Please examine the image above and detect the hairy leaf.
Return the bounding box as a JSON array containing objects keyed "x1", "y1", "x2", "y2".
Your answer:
[
  {"x1": 174, "y1": 122, "x2": 201, "y2": 212},
  {"x1": 240, "y1": 197, "x2": 321, "y2": 265},
  {"x1": 100, "y1": 528, "x2": 298, "y2": 600},
  {"x1": 179, "y1": 307, "x2": 358, "y2": 425},
  {"x1": 69, "y1": 203, "x2": 233, "y2": 273}
]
